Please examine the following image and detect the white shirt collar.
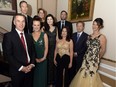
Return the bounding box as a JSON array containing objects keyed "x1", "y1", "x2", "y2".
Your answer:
[
  {"x1": 15, "y1": 28, "x2": 30, "y2": 63},
  {"x1": 61, "y1": 20, "x2": 65, "y2": 23},
  {"x1": 21, "y1": 13, "x2": 27, "y2": 17},
  {"x1": 15, "y1": 28, "x2": 24, "y2": 37},
  {"x1": 77, "y1": 31, "x2": 83, "y2": 36}
]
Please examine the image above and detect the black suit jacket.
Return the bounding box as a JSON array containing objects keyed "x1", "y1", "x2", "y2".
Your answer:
[
  {"x1": 72, "y1": 32, "x2": 88, "y2": 56},
  {"x1": 56, "y1": 21, "x2": 73, "y2": 38},
  {"x1": 2, "y1": 30, "x2": 35, "y2": 70},
  {"x1": 11, "y1": 15, "x2": 33, "y2": 33}
]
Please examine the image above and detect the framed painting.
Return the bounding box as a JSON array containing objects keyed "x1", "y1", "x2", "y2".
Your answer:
[
  {"x1": 68, "y1": 0, "x2": 95, "y2": 22},
  {"x1": 0, "y1": 0, "x2": 17, "y2": 15}
]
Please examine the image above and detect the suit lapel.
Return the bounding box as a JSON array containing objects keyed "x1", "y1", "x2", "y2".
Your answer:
[
  {"x1": 74, "y1": 33, "x2": 77, "y2": 43},
  {"x1": 72, "y1": 33, "x2": 77, "y2": 45},
  {"x1": 65, "y1": 21, "x2": 67, "y2": 26},
  {"x1": 13, "y1": 30, "x2": 23, "y2": 46}
]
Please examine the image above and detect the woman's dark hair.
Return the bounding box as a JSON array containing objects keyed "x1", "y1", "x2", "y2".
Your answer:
[
  {"x1": 60, "y1": 26, "x2": 70, "y2": 42},
  {"x1": 32, "y1": 15, "x2": 42, "y2": 29},
  {"x1": 38, "y1": 8, "x2": 46, "y2": 20},
  {"x1": 94, "y1": 18, "x2": 104, "y2": 29},
  {"x1": 44, "y1": 14, "x2": 55, "y2": 31}
]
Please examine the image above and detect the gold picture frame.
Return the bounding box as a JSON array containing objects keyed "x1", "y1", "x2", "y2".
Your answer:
[
  {"x1": 68, "y1": 0, "x2": 95, "y2": 22},
  {"x1": 0, "y1": 0, "x2": 17, "y2": 15}
]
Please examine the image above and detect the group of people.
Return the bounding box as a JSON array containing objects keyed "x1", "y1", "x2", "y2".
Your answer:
[{"x1": 2, "y1": 1, "x2": 107, "y2": 87}]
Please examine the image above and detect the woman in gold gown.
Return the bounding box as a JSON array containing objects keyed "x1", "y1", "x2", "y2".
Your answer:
[{"x1": 70, "y1": 18, "x2": 107, "y2": 87}]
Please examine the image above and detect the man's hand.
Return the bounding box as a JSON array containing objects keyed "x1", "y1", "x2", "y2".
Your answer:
[
  {"x1": 27, "y1": 64, "x2": 34, "y2": 71},
  {"x1": 21, "y1": 66, "x2": 31, "y2": 73},
  {"x1": 74, "y1": 52, "x2": 78, "y2": 57},
  {"x1": 21, "y1": 64, "x2": 34, "y2": 73}
]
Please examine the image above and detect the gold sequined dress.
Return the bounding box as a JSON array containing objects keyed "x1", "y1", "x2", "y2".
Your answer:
[{"x1": 56, "y1": 41, "x2": 70, "y2": 87}]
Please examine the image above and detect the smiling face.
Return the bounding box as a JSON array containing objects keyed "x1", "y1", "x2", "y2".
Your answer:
[
  {"x1": 47, "y1": 16, "x2": 53, "y2": 25},
  {"x1": 92, "y1": 18, "x2": 104, "y2": 32},
  {"x1": 76, "y1": 22, "x2": 84, "y2": 32},
  {"x1": 92, "y1": 21, "x2": 100, "y2": 31},
  {"x1": 33, "y1": 20, "x2": 41, "y2": 32},
  {"x1": 60, "y1": 11, "x2": 67, "y2": 20},
  {"x1": 61, "y1": 28, "x2": 67, "y2": 37},
  {"x1": 38, "y1": 10, "x2": 45, "y2": 19},
  {"x1": 13, "y1": 15, "x2": 25, "y2": 31}
]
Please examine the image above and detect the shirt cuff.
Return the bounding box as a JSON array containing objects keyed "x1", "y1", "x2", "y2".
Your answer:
[
  {"x1": 30, "y1": 64, "x2": 35, "y2": 67},
  {"x1": 18, "y1": 66, "x2": 24, "y2": 71}
]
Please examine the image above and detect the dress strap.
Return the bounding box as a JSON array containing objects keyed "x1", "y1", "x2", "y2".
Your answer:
[
  {"x1": 55, "y1": 27, "x2": 57, "y2": 32},
  {"x1": 41, "y1": 32, "x2": 44, "y2": 36},
  {"x1": 97, "y1": 34, "x2": 102, "y2": 38},
  {"x1": 88, "y1": 35, "x2": 91, "y2": 39}
]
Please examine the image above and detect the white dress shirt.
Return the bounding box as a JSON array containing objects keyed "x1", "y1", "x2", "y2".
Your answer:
[{"x1": 15, "y1": 29, "x2": 31, "y2": 71}]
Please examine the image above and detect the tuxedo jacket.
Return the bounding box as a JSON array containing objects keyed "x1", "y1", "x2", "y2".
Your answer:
[
  {"x1": 72, "y1": 32, "x2": 88, "y2": 58},
  {"x1": 2, "y1": 30, "x2": 35, "y2": 71},
  {"x1": 11, "y1": 15, "x2": 33, "y2": 33},
  {"x1": 55, "y1": 21, "x2": 73, "y2": 38}
]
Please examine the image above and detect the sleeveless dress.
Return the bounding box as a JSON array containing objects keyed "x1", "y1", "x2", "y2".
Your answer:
[
  {"x1": 45, "y1": 28, "x2": 57, "y2": 85},
  {"x1": 33, "y1": 32, "x2": 47, "y2": 87},
  {"x1": 70, "y1": 35, "x2": 103, "y2": 87}
]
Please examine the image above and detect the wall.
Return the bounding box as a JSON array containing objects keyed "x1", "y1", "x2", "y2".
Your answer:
[
  {"x1": 57, "y1": 0, "x2": 116, "y2": 61},
  {"x1": 56, "y1": 0, "x2": 68, "y2": 20},
  {"x1": 0, "y1": 0, "x2": 37, "y2": 31},
  {"x1": 37, "y1": 0, "x2": 57, "y2": 17},
  {"x1": 86, "y1": 0, "x2": 116, "y2": 61},
  {"x1": 17, "y1": 0, "x2": 37, "y2": 17}
]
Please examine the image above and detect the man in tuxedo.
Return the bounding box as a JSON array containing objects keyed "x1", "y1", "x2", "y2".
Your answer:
[
  {"x1": 3, "y1": 14, "x2": 35, "y2": 87},
  {"x1": 69, "y1": 21, "x2": 88, "y2": 83},
  {"x1": 56, "y1": 10, "x2": 73, "y2": 38},
  {"x1": 11, "y1": 0, "x2": 33, "y2": 33}
]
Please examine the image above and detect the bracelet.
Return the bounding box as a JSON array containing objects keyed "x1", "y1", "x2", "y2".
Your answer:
[{"x1": 43, "y1": 57, "x2": 46, "y2": 60}]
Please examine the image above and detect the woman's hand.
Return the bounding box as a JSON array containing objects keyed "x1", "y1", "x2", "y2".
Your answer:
[
  {"x1": 54, "y1": 59, "x2": 57, "y2": 66},
  {"x1": 68, "y1": 63, "x2": 72, "y2": 68},
  {"x1": 36, "y1": 57, "x2": 46, "y2": 63}
]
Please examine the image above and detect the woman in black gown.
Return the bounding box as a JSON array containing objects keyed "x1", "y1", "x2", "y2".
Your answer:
[{"x1": 44, "y1": 14, "x2": 58, "y2": 87}]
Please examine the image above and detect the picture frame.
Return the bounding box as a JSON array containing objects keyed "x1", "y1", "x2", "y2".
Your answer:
[
  {"x1": 68, "y1": 0, "x2": 95, "y2": 22},
  {"x1": 0, "y1": 0, "x2": 17, "y2": 15}
]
